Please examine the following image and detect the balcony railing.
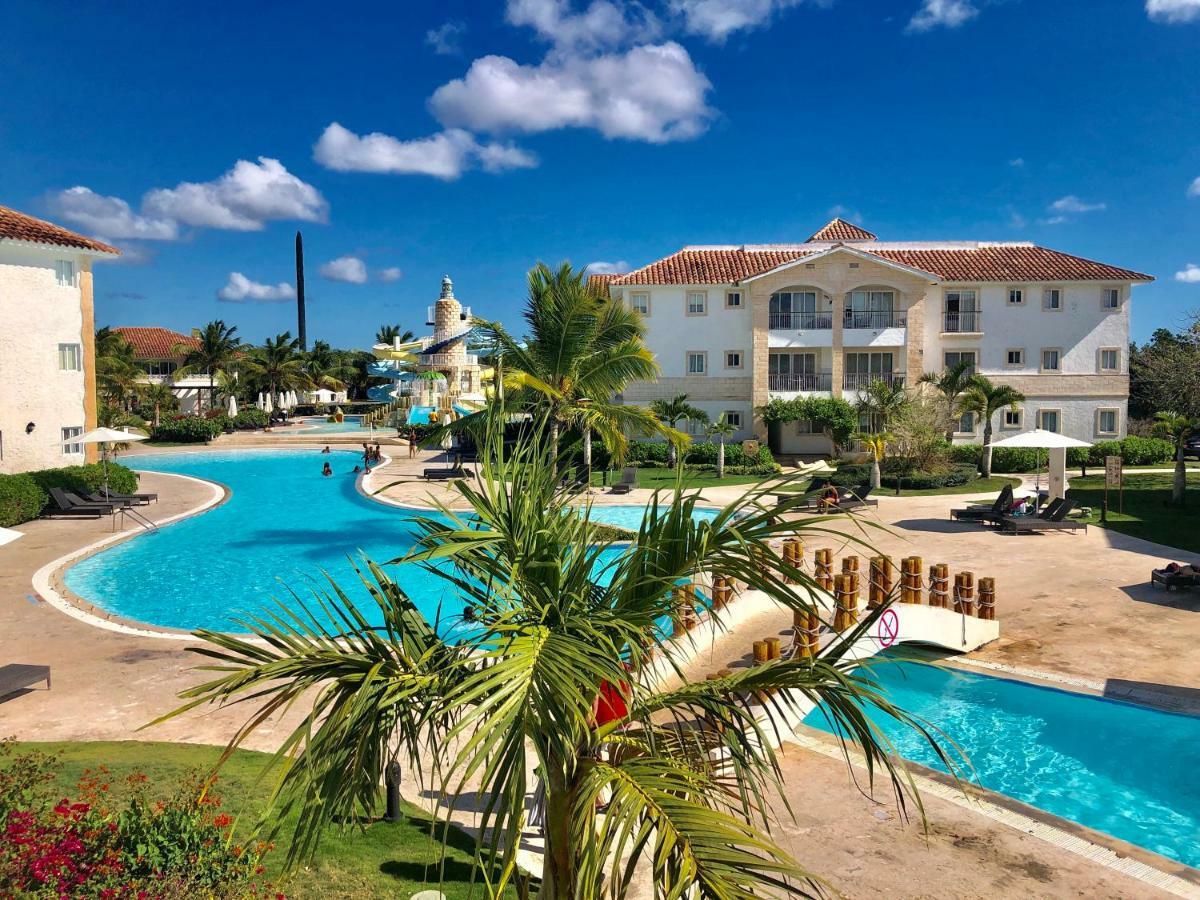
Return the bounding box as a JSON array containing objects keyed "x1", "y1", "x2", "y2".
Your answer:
[
  {"x1": 768, "y1": 372, "x2": 833, "y2": 392},
  {"x1": 943, "y1": 310, "x2": 981, "y2": 333},
  {"x1": 769, "y1": 312, "x2": 833, "y2": 330},
  {"x1": 844, "y1": 311, "x2": 906, "y2": 329},
  {"x1": 843, "y1": 373, "x2": 906, "y2": 391}
]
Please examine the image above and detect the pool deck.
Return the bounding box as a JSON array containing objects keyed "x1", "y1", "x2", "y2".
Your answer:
[{"x1": 1, "y1": 440, "x2": 1197, "y2": 898}]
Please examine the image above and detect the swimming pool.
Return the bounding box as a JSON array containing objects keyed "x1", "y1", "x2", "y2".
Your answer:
[
  {"x1": 804, "y1": 657, "x2": 1200, "y2": 869},
  {"x1": 65, "y1": 450, "x2": 716, "y2": 635},
  {"x1": 407, "y1": 406, "x2": 435, "y2": 425},
  {"x1": 295, "y1": 415, "x2": 366, "y2": 433}
]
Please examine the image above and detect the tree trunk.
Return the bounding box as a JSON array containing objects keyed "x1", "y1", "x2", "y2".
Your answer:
[
  {"x1": 716, "y1": 440, "x2": 725, "y2": 479},
  {"x1": 667, "y1": 435, "x2": 677, "y2": 469},
  {"x1": 540, "y1": 765, "x2": 578, "y2": 900},
  {"x1": 549, "y1": 419, "x2": 560, "y2": 478},
  {"x1": 945, "y1": 399, "x2": 956, "y2": 444},
  {"x1": 209, "y1": 373, "x2": 216, "y2": 414},
  {"x1": 582, "y1": 427, "x2": 592, "y2": 476},
  {"x1": 870, "y1": 458, "x2": 881, "y2": 490},
  {"x1": 981, "y1": 421, "x2": 994, "y2": 478},
  {"x1": 1174, "y1": 443, "x2": 1187, "y2": 506}
]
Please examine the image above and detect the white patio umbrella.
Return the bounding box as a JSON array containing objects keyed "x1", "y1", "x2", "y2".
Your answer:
[
  {"x1": 263, "y1": 392, "x2": 274, "y2": 415},
  {"x1": 227, "y1": 394, "x2": 238, "y2": 417},
  {"x1": 256, "y1": 392, "x2": 265, "y2": 411},
  {"x1": 989, "y1": 428, "x2": 1092, "y2": 502},
  {"x1": 64, "y1": 427, "x2": 149, "y2": 497}
]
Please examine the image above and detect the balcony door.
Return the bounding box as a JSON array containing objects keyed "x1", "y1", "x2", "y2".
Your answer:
[
  {"x1": 844, "y1": 351, "x2": 894, "y2": 390},
  {"x1": 769, "y1": 290, "x2": 820, "y2": 329},
  {"x1": 769, "y1": 352, "x2": 818, "y2": 390},
  {"x1": 845, "y1": 290, "x2": 894, "y2": 329},
  {"x1": 944, "y1": 289, "x2": 979, "y2": 332}
]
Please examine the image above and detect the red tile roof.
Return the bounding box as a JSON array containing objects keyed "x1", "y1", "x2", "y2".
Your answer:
[
  {"x1": 807, "y1": 218, "x2": 876, "y2": 242},
  {"x1": 610, "y1": 243, "x2": 1152, "y2": 286},
  {"x1": 0, "y1": 204, "x2": 120, "y2": 255},
  {"x1": 586, "y1": 273, "x2": 618, "y2": 296},
  {"x1": 113, "y1": 326, "x2": 199, "y2": 359}
]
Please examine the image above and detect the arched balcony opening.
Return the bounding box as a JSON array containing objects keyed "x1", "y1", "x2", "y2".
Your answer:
[
  {"x1": 844, "y1": 285, "x2": 906, "y2": 330},
  {"x1": 768, "y1": 286, "x2": 833, "y2": 330}
]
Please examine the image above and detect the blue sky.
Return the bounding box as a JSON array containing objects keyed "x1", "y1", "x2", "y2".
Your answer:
[{"x1": 2, "y1": 0, "x2": 1198, "y2": 346}]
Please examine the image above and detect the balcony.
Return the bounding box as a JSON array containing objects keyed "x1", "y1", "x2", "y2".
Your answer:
[
  {"x1": 943, "y1": 310, "x2": 981, "y2": 333},
  {"x1": 843, "y1": 372, "x2": 906, "y2": 392},
  {"x1": 844, "y1": 311, "x2": 906, "y2": 330},
  {"x1": 769, "y1": 312, "x2": 833, "y2": 330},
  {"x1": 768, "y1": 372, "x2": 833, "y2": 393},
  {"x1": 426, "y1": 305, "x2": 473, "y2": 326}
]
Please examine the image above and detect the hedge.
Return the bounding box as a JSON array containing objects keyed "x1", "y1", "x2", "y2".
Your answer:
[
  {"x1": 950, "y1": 435, "x2": 1175, "y2": 473},
  {"x1": 830, "y1": 463, "x2": 979, "y2": 490},
  {"x1": 151, "y1": 417, "x2": 224, "y2": 443},
  {"x1": 0, "y1": 474, "x2": 46, "y2": 527},
  {"x1": 626, "y1": 440, "x2": 772, "y2": 469},
  {"x1": 233, "y1": 409, "x2": 268, "y2": 429}
]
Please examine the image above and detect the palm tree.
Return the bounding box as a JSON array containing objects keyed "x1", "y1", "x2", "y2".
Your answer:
[
  {"x1": 304, "y1": 340, "x2": 355, "y2": 392},
  {"x1": 160, "y1": 410, "x2": 951, "y2": 896},
  {"x1": 855, "y1": 379, "x2": 908, "y2": 433},
  {"x1": 856, "y1": 432, "x2": 889, "y2": 489},
  {"x1": 242, "y1": 332, "x2": 313, "y2": 402},
  {"x1": 137, "y1": 382, "x2": 178, "y2": 428},
  {"x1": 94, "y1": 327, "x2": 141, "y2": 410},
  {"x1": 375, "y1": 324, "x2": 414, "y2": 345},
  {"x1": 476, "y1": 262, "x2": 666, "y2": 471},
  {"x1": 706, "y1": 413, "x2": 737, "y2": 479},
  {"x1": 650, "y1": 394, "x2": 709, "y2": 468},
  {"x1": 919, "y1": 360, "x2": 976, "y2": 443},
  {"x1": 176, "y1": 321, "x2": 241, "y2": 413},
  {"x1": 957, "y1": 376, "x2": 1025, "y2": 477},
  {"x1": 1153, "y1": 411, "x2": 1199, "y2": 506}
]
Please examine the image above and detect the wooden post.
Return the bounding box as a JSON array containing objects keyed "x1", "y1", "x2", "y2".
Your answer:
[
  {"x1": 765, "y1": 636, "x2": 782, "y2": 660},
  {"x1": 878, "y1": 556, "x2": 894, "y2": 606},
  {"x1": 842, "y1": 555, "x2": 859, "y2": 576},
  {"x1": 834, "y1": 574, "x2": 858, "y2": 632},
  {"x1": 815, "y1": 549, "x2": 833, "y2": 592},
  {"x1": 752, "y1": 640, "x2": 769, "y2": 664},
  {"x1": 954, "y1": 571, "x2": 976, "y2": 616},
  {"x1": 712, "y1": 575, "x2": 731, "y2": 611},
  {"x1": 794, "y1": 609, "x2": 821, "y2": 658},
  {"x1": 978, "y1": 577, "x2": 996, "y2": 621},
  {"x1": 902, "y1": 555, "x2": 923, "y2": 604},
  {"x1": 868, "y1": 556, "x2": 893, "y2": 609},
  {"x1": 929, "y1": 564, "x2": 949, "y2": 609}
]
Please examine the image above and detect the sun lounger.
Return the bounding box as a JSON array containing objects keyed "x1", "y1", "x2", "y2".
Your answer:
[
  {"x1": 609, "y1": 467, "x2": 638, "y2": 495},
  {"x1": 984, "y1": 496, "x2": 1062, "y2": 527},
  {"x1": 999, "y1": 499, "x2": 1086, "y2": 533},
  {"x1": 94, "y1": 488, "x2": 157, "y2": 505},
  {"x1": 1151, "y1": 567, "x2": 1200, "y2": 591},
  {"x1": 423, "y1": 467, "x2": 465, "y2": 481},
  {"x1": 43, "y1": 488, "x2": 113, "y2": 519},
  {"x1": 951, "y1": 484, "x2": 1014, "y2": 521},
  {"x1": 0, "y1": 664, "x2": 50, "y2": 700}
]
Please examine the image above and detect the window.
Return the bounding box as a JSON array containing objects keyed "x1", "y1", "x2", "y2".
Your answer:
[
  {"x1": 943, "y1": 289, "x2": 979, "y2": 332},
  {"x1": 1003, "y1": 409, "x2": 1023, "y2": 429},
  {"x1": 944, "y1": 350, "x2": 976, "y2": 373},
  {"x1": 630, "y1": 292, "x2": 650, "y2": 315},
  {"x1": 683, "y1": 418, "x2": 705, "y2": 436},
  {"x1": 1040, "y1": 348, "x2": 1061, "y2": 372},
  {"x1": 142, "y1": 359, "x2": 178, "y2": 377},
  {"x1": 724, "y1": 351, "x2": 743, "y2": 370},
  {"x1": 57, "y1": 343, "x2": 82, "y2": 371},
  {"x1": 1097, "y1": 409, "x2": 1119, "y2": 435},
  {"x1": 62, "y1": 426, "x2": 83, "y2": 455},
  {"x1": 845, "y1": 290, "x2": 896, "y2": 328},
  {"x1": 724, "y1": 411, "x2": 743, "y2": 429},
  {"x1": 1099, "y1": 348, "x2": 1120, "y2": 372},
  {"x1": 1102, "y1": 287, "x2": 1121, "y2": 310},
  {"x1": 55, "y1": 260, "x2": 76, "y2": 287},
  {"x1": 686, "y1": 351, "x2": 707, "y2": 375},
  {"x1": 1007, "y1": 288, "x2": 1024, "y2": 306},
  {"x1": 770, "y1": 290, "x2": 827, "y2": 329},
  {"x1": 725, "y1": 290, "x2": 743, "y2": 309},
  {"x1": 1043, "y1": 288, "x2": 1063, "y2": 311},
  {"x1": 795, "y1": 419, "x2": 814, "y2": 434},
  {"x1": 957, "y1": 412, "x2": 976, "y2": 434},
  {"x1": 1005, "y1": 348, "x2": 1025, "y2": 367},
  {"x1": 844, "y1": 352, "x2": 895, "y2": 389},
  {"x1": 1037, "y1": 410, "x2": 1060, "y2": 433},
  {"x1": 686, "y1": 291, "x2": 707, "y2": 315}
]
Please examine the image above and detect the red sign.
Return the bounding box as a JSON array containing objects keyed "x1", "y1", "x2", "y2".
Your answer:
[{"x1": 877, "y1": 609, "x2": 900, "y2": 648}]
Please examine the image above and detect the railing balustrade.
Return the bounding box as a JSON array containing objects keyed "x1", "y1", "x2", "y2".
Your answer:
[
  {"x1": 943, "y1": 310, "x2": 981, "y2": 333},
  {"x1": 768, "y1": 312, "x2": 833, "y2": 330},
  {"x1": 768, "y1": 372, "x2": 833, "y2": 392},
  {"x1": 843, "y1": 373, "x2": 906, "y2": 391},
  {"x1": 843, "y1": 311, "x2": 906, "y2": 329}
]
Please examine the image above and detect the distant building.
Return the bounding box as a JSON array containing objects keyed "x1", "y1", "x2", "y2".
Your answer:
[
  {"x1": 0, "y1": 204, "x2": 119, "y2": 473},
  {"x1": 111, "y1": 326, "x2": 208, "y2": 414},
  {"x1": 594, "y1": 218, "x2": 1151, "y2": 452}
]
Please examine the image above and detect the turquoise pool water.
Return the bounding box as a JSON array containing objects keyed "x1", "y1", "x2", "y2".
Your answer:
[
  {"x1": 65, "y1": 450, "x2": 716, "y2": 636},
  {"x1": 296, "y1": 415, "x2": 366, "y2": 433},
  {"x1": 408, "y1": 406, "x2": 435, "y2": 425},
  {"x1": 804, "y1": 658, "x2": 1200, "y2": 869}
]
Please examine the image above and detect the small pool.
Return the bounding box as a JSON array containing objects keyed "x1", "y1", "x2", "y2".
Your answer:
[
  {"x1": 408, "y1": 406, "x2": 435, "y2": 425},
  {"x1": 65, "y1": 450, "x2": 716, "y2": 638},
  {"x1": 804, "y1": 657, "x2": 1200, "y2": 869},
  {"x1": 295, "y1": 415, "x2": 366, "y2": 433}
]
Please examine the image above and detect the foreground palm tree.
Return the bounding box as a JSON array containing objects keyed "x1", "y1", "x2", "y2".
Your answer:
[
  {"x1": 162, "y1": 410, "x2": 952, "y2": 897},
  {"x1": 918, "y1": 360, "x2": 975, "y2": 443},
  {"x1": 650, "y1": 394, "x2": 708, "y2": 469},
  {"x1": 1153, "y1": 411, "x2": 1198, "y2": 506},
  {"x1": 176, "y1": 320, "x2": 241, "y2": 413},
  {"x1": 958, "y1": 377, "x2": 1025, "y2": 477}
]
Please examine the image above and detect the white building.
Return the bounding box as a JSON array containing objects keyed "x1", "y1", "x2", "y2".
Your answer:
[
  {"x1": 594, "y1": 218, "x2": 1151, "y2": 453},
  {"x1": 0, "y1": 205, "x2": 119, "y2": 474},
  {"x1": 111, "y1": 326, "x2": 209, "y2": 414}
]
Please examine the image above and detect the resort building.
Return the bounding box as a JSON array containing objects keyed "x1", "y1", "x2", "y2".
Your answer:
[
  {"x1": 595, "y1": 219, "x2": 1151, "y2": 453},
  {"x1": 111, "y1": 326, "x2": 207, "y2": 414},
  {"x1": 0, "y1": 204, "x2": 119, "y2": 473}
]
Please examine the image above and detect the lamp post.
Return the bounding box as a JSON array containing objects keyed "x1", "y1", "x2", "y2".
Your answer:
[{"x1": 578, "y1": 397, "x2": 593, "y2": 489}]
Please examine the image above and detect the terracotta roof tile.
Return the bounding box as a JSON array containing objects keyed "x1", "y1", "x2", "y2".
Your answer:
[
  {"x1": 806, "y1": 218, "x2": 876, "y2": 242},
  {"x1": 614, "y1": 248, "x2": 813, "y2": 285},
  {"x1": 586, "y1": 273, "x2": 618, "y2": 296},
  {"x1": 113, "y1": 326, "x2": 199, "y2": 359},
  {"x1": 0, "y1": 204, "x2": 120, "y2": 255}
]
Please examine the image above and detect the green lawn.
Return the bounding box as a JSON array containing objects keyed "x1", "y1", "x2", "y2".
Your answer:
[
  {"x1": 1069, "y1": 472, "x2": 1200, "y2": 555},
  {"x1": 889, "y1": 475, "x2": 1020, "y2": 497},
  {"x1": 8, "y1": 741, "x2": 514, "y2": 900},
  {"x1": 590, "y1": 466, "x2": 770, "y2": 488}
]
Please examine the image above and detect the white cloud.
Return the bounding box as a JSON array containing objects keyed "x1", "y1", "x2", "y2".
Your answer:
[
  {"x1": 1188, "y1": 176, "x2": 1200, "y2": 198},
  {"x1": 313, "y1": 122, "x2": 537, "y2": 179},
  {"x1": 1048, "y1": 195, "x2": 1106, "y2": 214},
  {"x1": 143, "y1": 157, "x2": 327, "y2": 232},
  {"x1": 506, "y1": 0, "x2": 661, "y2": 51},
  {"x1": 671, "y1": 0, "x2": 815, "y2": 41},
  {"x1": 319, "y1": 255, "x2": 369, "y2": 284},
  {"x1": 1147, "y1": 0, "x2": 1200, "y2": 23},
  {"x1": 827, "y1": 203, "x2": 863, "y2": 224},
  {"x1": 1175, "y1": 263, "x2": 1200, "y2": 283},
  {"x1": 378, "y1": 267, "x2": 403, "y2": 283},
  {"x1": 1039, "y1": 215, "x2": 1068, "y2": 226},
  {"x1": 906, "y1": 0, "x2": 979, "y2": 32},
  {"x1": 1009, "y1": 157, "x2": 1025, "y2": 168},
  {"x1": 430, "y1": 42, "x2": 713, "y2": 143},
  {"x1": 586, "y1": 260, "x2": 631, "y2": 274},
  {"x1": 48, "y1": 187, "x2": 178, "y2": 241},
  {"x1": 217, "y1": 272, "x2": 296, "y2": 303},
  {"x1": 426, "y1": 20, "x2": 466, "y2": 55}
]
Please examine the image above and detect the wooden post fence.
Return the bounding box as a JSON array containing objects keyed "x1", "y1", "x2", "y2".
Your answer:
[
  {"x1": 928, "y1": 563, "x2": 950, "y2": 609},
  {"x1": 954, "y1": 571, "x2": 976, "y2": 616},
  {"x1": 978, "y1": 577, "x2": 996, "y2": 620},
  {"x1": 815, "y1": 549, "x2": 833, "y2": 592}
]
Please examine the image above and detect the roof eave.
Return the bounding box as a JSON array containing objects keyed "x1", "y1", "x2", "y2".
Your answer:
[
  {"x1": 0, "y1": 236, "x2": 121, "y2": 258},
  {"x1": 740, "y1": 245, "x2": 942, "y2": 285}
]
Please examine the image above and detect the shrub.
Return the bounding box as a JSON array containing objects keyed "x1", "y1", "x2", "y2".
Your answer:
[
  {"x1": 953, "y1": 435, "x2": 1177, "y2": 473},
  {"x1": 1115, "y1": 435, "x2": 1174, "y2": 466},
  {"x1": 151, "y1": 416, "x2": 223, "y2": 443},
  {"x1": 233, "y1": 408, "x2": 268, "y2": 429},
  {"x1": 625, "y1": 440, "x2": 781, "y2": 475},
  {"x1": 830, "y1": 463, "x2": 978, "y2": 489},
  {"x1": 0, "y1": 475, "x2": 46, "y2": 527},
  {"x1": 29, "y1": 464, "x2": 139, "y2": 500}
]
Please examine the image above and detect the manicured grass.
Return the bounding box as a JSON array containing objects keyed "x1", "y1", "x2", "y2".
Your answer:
[
  {"x1": 590, "y1": 466, "x2": 771, "y2": 488},
  {"x1": 1069, "y1": 472, "x2": 1200, "y2": 555},
  {"x1": 892, "y1": 475, "x2": 1021, "y2": 497},
  {"x1": 9, "y1": 741, "x2": 514, "y2": 900}
]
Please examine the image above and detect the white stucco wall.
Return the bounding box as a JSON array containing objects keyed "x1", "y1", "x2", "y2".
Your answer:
[
  {"x1": 0, "y1": 243, "x2": 90, "y2": 474},
  {"x1": 629, "y1": 285, "x2": 753, "y2": 379}
]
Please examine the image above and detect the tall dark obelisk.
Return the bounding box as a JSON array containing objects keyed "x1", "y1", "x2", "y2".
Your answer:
[{"x1": 295, "y1": 230, "x2": 307, "y2": 351}]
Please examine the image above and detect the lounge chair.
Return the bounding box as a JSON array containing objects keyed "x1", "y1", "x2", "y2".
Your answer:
[
  {"x1": 43, "y1": 488, "x2": 113, "y2": 519},
  {"x1": 950, "y1": 484, "x2": 1013, "y2": 521},
  {"x1": 0, "y1": 664, "x2": 50, "y2": 700},
  {"x1": 984, "y1": 496, "x2": 1062, "y2": 527},
  {"x1": 999, "y1": 499, "x2": 1086, "y2": 533},
  {"x1": 1151, "y1": 566, "x2": 1200, "y2": 591},
  {"x1": 423, "y1": 466, "x2": 465, "y2": 481},
  {"x1": 609, "y1": 467, "x2": 638, "y2": 495},
  {"x1": 92, "y1": 488, "x2": 158, "y2": 505}
]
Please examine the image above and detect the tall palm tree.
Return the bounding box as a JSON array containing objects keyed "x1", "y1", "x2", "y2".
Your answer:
[
  {"x1": 476, "y1": 262, "x2": 666, "y2": 471},
  {"x1": 242, "y1": 332, "x2": 313, "y2": 402},
  {"x1": 176, "y1": 321, "x2": 241, "y2": 413},
  {"x1": 375, "y1": 324, "x2": 414, "y2": 345},
  {"x1": 855, "y1": 379, "x2": 908, "y2": 433},
  {"x1": 94, "y1": 327, "x2": 141, "y2": 410},
  {"x1": 304, "y1": 340, "x2": 355, "y2": 392},
  {"x1": 856, "y1": 432, "x2": 889, "y2": 489},
  {"x1": 706, "y1": 413, "x2": 737, "y2": 479},
  {"x1": 957, "y1": 376, "x2": 1025, "y2": 477},
  {"x1": 650, "y1": 394, "x2": 709, "y2": 469},
  {"x1": 160, "y1": 410, "x2": 951, "y2": 897},
  {"x1": 919, "y1": 360, "x2": 976, "y2": 443},
  {"x1": 1153, "y1": 411, "x2": 1198, "y2": 506},
  {"x1": 137, "y1": 382, "x2": 178, "y2": 428}
]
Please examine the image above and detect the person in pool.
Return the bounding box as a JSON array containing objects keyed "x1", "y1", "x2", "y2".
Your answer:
[
  {"x1": 321, "y1": 445, "x2": 331, "y2": 454},
  {"x1": 321, "y1": 461, "x2": 333, "y2": 477}
]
